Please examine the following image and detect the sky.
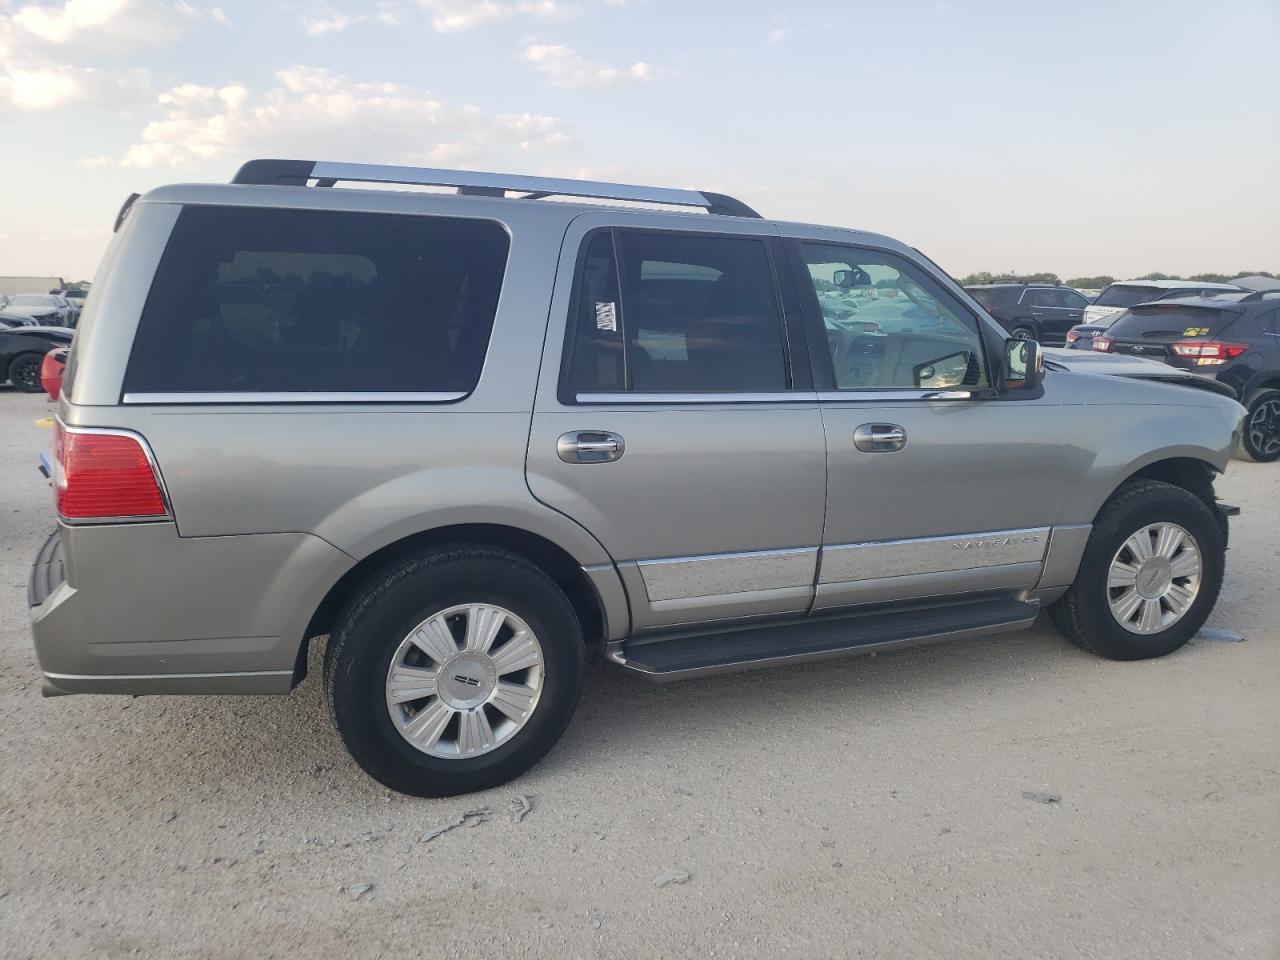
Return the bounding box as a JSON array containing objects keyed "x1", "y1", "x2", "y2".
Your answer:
[{"x1": 1, "y1": 0, "x2": 1277, "y2": 283}]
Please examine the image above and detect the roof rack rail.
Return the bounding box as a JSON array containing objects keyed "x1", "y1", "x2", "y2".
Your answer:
[{"x1": 230, "y1": 159, "x2": 762, "y2": 218}]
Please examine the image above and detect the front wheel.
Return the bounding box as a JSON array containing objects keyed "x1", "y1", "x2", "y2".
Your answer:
[
  {"x1": 7, "y1": 352, "x2": 44, "y2": 392},
  {"x1": 1241, "y1": 389, "x2": 1280, "y2": 462},
  {"x1": 324, "y1": 545, "x2": 585, "y2": 797},
  {"x1": 1049, "y1": 480, "x2": 1225, "y2": 660}
]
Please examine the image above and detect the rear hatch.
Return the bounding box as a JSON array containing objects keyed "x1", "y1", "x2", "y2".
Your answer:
[{"x1": 1099, "y1": 301, "x2": 1246, "y2": 367}]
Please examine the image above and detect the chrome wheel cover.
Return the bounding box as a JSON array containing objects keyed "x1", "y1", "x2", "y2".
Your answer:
[
  {"x1": 385, "y1": 603, "x2": 544, "y2": 759},
  {"x1": 1106, "y1": 522, "x2": 1202, "y2": 635},
  {"x1": 1248, "y1": 398, "x2": 1280, "y2": 458}
]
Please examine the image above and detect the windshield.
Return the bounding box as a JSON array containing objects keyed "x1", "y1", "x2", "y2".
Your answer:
[{"x1": 1106, "y1": 304, "x2": 1241, "y2": 340}]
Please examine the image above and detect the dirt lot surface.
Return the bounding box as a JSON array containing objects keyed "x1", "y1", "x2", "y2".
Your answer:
[{"x1": 0, "y1": 387, "x2": 1276, "y2": 959}]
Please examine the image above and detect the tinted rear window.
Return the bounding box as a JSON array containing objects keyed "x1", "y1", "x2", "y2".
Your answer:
[
  {"x1": 1094, "y1": 285, "x2": 1171, "y2": 308},
  {"x1": 966, "y1": 287, "x2": 1019, "y2": 308},
  {"x1": 1107, "y1": 304, "x2": 1241, "y2": 340},
  {"x1": 124, "y1": 205, "x2": 509, "y2": 396}
]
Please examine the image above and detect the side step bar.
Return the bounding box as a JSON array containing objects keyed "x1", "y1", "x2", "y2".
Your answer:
[{"x1": 610, "y1": 596, "x2": 1040, "y2": 682}]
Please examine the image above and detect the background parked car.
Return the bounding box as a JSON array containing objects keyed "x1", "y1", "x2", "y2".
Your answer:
[
  {"x1": 2, "y1": 294, "x2": 69, "y2": 325},
  {"x1": 964, "y1": 282, "x2": 1091, "y2": 345},
  {"x1": 1093, "y1": 290, "x2": 1280, "y2": 461},
  {"x1": 0, "y1": 313, "x2": 41, "y2": 329},
  {"x1": 1080, "y1": 280, "x2": 1241, "y2": 329},
  {"x1": 0, "y1": 326, "x2": 74, "y2": 392},
  {"x1": 51, "y1": 289, "x2": 87, "y2": 321}
]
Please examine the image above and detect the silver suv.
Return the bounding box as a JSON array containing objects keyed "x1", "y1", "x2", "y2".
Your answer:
[{"x1": 30, "y1": 159, "x2": 1244, "y2": 796}]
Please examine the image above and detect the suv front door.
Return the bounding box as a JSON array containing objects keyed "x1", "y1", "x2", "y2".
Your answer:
[
  {"x1": 527, "y1": 214, "x2": 827, "y2": 633},
  {"x1": 786, "y1": 236, "x2": 1070, "y2": 610}
]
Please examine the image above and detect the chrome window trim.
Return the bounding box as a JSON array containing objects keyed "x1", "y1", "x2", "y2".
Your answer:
[
  {"x1": 575, "y1": 392, "x2": 819, "y2": 404},
  {"x1": 815, "y1": 389, "x2": 979, "y2": 402},
  {"x1": 122, "y1": 391, "x2": 468, "y2": 405},
  {"x1": 55, "y1": 420, "x2": 175, "y2": 523}
]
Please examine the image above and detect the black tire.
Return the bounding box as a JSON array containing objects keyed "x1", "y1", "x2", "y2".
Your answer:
[
  {"x1": 1048, "y1": 480, "x2": 1224, "y2": 661},
  {"x1": 324, "y1": 545, "x2": 585, "y2": 797},
  {"x1": 7, "y1": 352, "x2": 44, "y2": 392},
  {"x1": 1240, "y1": 388, "x2": 1280, "y2": 463},
  {"x1": 1010, "y1": 324, "x2": 1038, "y2": 342}
]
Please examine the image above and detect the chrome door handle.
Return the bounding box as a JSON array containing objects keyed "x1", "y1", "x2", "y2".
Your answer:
[
  {"x1": 853, "y1": 423, "x2": 906, "y2": 452},
  {"x1": 557, "y1": 430, "x2": 625, "y2": 464}
]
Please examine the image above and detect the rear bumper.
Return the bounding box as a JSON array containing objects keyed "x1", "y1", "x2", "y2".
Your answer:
[{"x1": 29, "y1": 522, "x2": 354, "y2": 696}]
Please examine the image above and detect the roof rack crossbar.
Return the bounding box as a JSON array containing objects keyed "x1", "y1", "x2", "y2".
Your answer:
[{"x1": 231, "y1": 159, "x2": 761, "y2": 218}]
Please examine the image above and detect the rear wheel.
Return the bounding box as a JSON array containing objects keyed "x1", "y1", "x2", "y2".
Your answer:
[
  {"x1": 324, "y1": 545, "x2": 585, "y2": 797},
  {"x1": 1049, "y1": 480, "x2": 1224, "y2": 660},
  {"x1": 7, "y1": 352, "x2": 44, "y2": 392},
  {"x1": 1240, "y1": 388, "x2": 1280, "y2": 462},
  {"x1": 1010, "y1": 324, "x2": 1037, "y2": 341}
]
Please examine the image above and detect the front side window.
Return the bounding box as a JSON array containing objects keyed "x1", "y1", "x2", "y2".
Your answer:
[
  {"x1": 801, "y1": 243, "x2": 988, "y2": 391},
  {"x1": 564, "y1": 230, "x2": 790, "y2": 395},
  {"x1": 124, "y1": 205, "x2": 510, "y2": 395}
]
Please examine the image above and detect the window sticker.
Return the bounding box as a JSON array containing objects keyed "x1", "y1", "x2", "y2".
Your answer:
[
  {"x1": 1183, "y1": 326, "x2": 1210, "y2": 337},
  {"x1": 595, "y1": 301, "x2": 618, "y2": 332}
]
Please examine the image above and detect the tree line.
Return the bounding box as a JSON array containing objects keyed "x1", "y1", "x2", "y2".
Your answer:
[{"x1": 959, "y1": 270, "x2": 1278, "y2": 288}]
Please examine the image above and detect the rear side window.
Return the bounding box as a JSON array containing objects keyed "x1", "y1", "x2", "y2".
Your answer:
[
  {"x1": 563, "y1": 229, "x2": 790, "y2": 396},
  {"x1": 124, "y1": 205, "x2": 509, "y2": 397},
  {"x1": 966, "y1": 287, "x2": 1019, "y2": 308},
  {"x1": 1094, "y1": 284, "x2": 1166, "y2": 308}
]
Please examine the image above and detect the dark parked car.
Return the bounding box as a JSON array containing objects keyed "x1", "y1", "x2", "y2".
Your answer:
[
  {"x1": 0, "y1": 326, "x2": 74, "y2": 392},
  {"x1": 965, "y1": 283, "x2": 1090, "y2": 345},
  {"x1": 1094, "y1": 290, "x2": 1280, "y2": 461}
]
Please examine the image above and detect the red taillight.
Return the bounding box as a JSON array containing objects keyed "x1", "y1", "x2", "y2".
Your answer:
[
  {"x1": 40, "y1": 350, "x2": 65, "y2": 401},
  {"x1": 54, "y1": 423, "x2": 168, "y2": 520},
  {"x1": 1092, "y1": 336, "x2": 1112, "y2": 352},
  {"x1": 1065, "y1": 329, "x2": 1080, "y2": 344},
  {"x1": 1170, "y1": 341, "x2": 1248, "y2": 365}
]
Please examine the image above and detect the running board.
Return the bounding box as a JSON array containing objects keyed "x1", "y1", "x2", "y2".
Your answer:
[{"x1": 610, "y1": 596, "x2": 1040, "y2": 681}]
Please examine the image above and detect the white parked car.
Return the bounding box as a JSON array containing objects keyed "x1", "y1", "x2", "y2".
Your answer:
[
  {"x1": 1081, "y1": 280, "x2": 1241, "y2": 328},
  {"x1": 2, "y1": 293, "x2": 69, "y2": 325}
]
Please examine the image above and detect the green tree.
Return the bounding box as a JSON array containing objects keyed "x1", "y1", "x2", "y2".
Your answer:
[{"x1": 1066, "y1": 275, "x2": 1115, "y2": 288}]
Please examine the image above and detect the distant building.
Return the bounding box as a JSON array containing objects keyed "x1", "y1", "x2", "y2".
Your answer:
[{"x1": 0, "y1": 275, "x2": 66, "y2": 296}]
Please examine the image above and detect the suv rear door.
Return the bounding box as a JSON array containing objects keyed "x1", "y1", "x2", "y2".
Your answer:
[
  {"x1": 784, "y1": 235, "x2": 1068, "y2": 609},
  {"x1": 527, "y1": 213, "x2": 827, "y2": 633}
]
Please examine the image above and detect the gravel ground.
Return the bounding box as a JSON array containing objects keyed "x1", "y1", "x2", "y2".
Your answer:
[{"x1": 0, "y1": 386, "x2": 1276, "y2": 960}]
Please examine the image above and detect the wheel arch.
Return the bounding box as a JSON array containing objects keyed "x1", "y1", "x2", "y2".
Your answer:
[{"x1": 296, "y1": 523, "x2": 624, "y2": 685}]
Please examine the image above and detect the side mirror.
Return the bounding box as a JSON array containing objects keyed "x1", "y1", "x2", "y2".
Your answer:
[
  {"x1": 1002, "y1": 337, "x2": 1044, "y2": 391},
  {"x1": 833, "y1": 267, "x2": 872, "y2": 288}
]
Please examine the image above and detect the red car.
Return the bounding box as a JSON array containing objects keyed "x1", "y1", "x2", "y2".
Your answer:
[{"x1": 41, "y1": 346, "x2": 68, "y2": 400}]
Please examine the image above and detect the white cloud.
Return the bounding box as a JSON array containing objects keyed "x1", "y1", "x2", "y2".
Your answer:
[
  {"x1": 115, "y1": 66, "x2": 570, "y2": 168},
  {"x1": 0, "y1": 62, "x2": 148, "y2": 110},
  {"x1": 415, "y1": 0, "x2": 573, "y2": 33},
  {"x1": 0, "y1": 0, "x2": 200, "y2": 111},
  {"x1": 9, "y1": 0, "x2": 189, "y2": 47},
  {"x1": 300, "y1": 11, "x2": 352, "y2": 34},
  {"x1": 521, "y1": 42, "x2": 665, "y2": 88}
]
